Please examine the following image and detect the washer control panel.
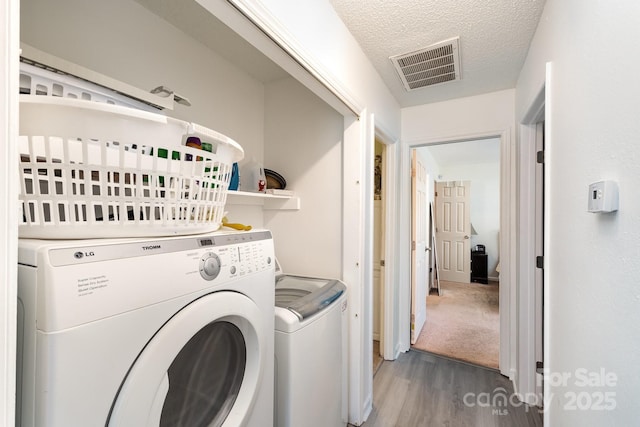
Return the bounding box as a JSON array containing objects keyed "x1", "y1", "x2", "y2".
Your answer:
[
  {"x1": 33, "y1": 230, "x2": 274, "y2": 332},
  {"x1": 195, "y1": 231, "x2": 273, "y2": 282},
  {"x1": 199, "y1": 253, "x2": 222, "y2": 281}
]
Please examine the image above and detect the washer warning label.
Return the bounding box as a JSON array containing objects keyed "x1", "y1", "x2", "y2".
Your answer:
[{"x1": 77, "y1": 275, "x2": 110, "y2": 297}]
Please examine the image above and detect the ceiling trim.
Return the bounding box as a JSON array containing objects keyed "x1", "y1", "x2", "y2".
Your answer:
[{"x1": 404, "y1": 129, "x2": 507, "y2": 148}]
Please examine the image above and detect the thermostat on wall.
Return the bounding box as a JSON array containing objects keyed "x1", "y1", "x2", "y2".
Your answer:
[{"x1": 588, "y1": 180, "x2": 619, "y2": 213}]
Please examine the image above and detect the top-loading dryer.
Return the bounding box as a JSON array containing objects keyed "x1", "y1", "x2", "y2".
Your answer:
[{"x1": 16, "y1": 230, "x2": 275, "y2": 427}]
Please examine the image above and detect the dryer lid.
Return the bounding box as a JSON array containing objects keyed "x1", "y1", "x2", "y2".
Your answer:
[{"x1": 275, "y1": 275, "x2": 346, "y2": 320}]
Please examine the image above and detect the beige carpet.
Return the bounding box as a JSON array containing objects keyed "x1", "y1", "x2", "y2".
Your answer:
[{"x1": 412, "y1": 280, "x2": 499, "y2": 369}]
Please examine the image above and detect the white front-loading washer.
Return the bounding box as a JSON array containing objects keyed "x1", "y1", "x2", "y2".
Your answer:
[{"x1": 16, "y1": 230, "x2": 275, "y2": 427}]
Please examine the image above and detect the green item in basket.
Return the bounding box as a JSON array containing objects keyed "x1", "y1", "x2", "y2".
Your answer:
[
  {"x1": 201, "y1": 142, "x2": 214, "y2": 174},
  {"x1": 157, "y1": 148, "x2": 180, "y2": 160}
]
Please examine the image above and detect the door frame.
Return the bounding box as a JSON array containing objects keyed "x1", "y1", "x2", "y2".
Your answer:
[
  {"x1": 1, "y1": 0, "x2": 20, "y2": 424},
  {"x1": 376, "y1": 129, "x2": 399, "y2": 363},
  {"x1": 516, "y1": 63, "x2": 550, "y2": 408},
  {"x1": 517, "y1": 98, "x2": 543, "y2": 404},
  {"x1": 396, "y1": 128, "x2": 515, "y2": 378},
  {"x1": 372, "y1": 136, "x2": 395, "y2": 357}
]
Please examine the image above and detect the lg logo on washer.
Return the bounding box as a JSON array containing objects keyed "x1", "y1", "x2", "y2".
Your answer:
[{"x1": 74, "y1": 251, "x2": 95, "y2": 259}]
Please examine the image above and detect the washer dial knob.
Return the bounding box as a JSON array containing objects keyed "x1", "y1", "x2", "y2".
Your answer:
[{"x1": 200, "y1": 253, "x2": 221, "y2": 281}]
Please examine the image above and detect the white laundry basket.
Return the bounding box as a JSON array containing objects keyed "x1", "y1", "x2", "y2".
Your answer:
[{"x1": 18, "y1": 95, "x2": 244, "y2": 239}]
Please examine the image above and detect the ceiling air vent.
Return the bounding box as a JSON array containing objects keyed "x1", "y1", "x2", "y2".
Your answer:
[{"x1": 390, "y1": 37, "x2": 461, "y2": 91}]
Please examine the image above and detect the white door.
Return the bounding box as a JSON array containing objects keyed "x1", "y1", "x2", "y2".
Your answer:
[
  {"x1": 410, "y1": 151, "x2": 428, "y2": 344},
  {"x1": 108, "y1": 292, "x2": 264, "y2": 427},
  {"x1": 435, "y1": 181, "x2": 471, "y2": 283}
]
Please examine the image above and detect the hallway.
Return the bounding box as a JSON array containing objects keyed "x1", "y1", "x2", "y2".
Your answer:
[{"x1": 361, "y1": 350, "x2": 542, "y2": 427}]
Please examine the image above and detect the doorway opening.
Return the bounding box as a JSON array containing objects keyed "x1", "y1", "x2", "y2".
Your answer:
[
  {"x1": 372, "y1": 138, "x2": 386, "y2": 375},
  {"x1": 410, "y1": 138, "x2": 501, "y2": 370}
]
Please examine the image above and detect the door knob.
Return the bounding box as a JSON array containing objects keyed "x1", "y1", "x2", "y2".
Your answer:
[{"x1": 464, "y1": 235, "x2": 470, "y2": 239}]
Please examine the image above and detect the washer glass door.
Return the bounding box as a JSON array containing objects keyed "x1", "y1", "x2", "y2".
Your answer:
[
  {"x1": 107, "y1": 292, "x2": 264, "y2": 427},
  {"x1": 160, "y1": 321, "x2": 246, "y2": 426}
]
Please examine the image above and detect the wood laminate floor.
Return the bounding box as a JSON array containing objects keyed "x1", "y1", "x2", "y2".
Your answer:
[
  {"x1": 358, "y1": 350, "x2": 543, "y2": 427},
  {"x1": 373, "y1": 340, "x2": 383, "y2": 375}
]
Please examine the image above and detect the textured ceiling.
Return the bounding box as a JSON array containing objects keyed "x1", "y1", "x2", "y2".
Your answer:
[{"x1": 330, "y1": 0, "x2": 546, "y2": 107}]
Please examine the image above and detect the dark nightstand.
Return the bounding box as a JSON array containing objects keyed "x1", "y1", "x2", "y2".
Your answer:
[{"x1": 471, "y1": 250, "x2": 488, "y2": 284}]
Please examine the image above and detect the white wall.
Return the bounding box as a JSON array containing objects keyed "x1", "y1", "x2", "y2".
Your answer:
[
  {"x1": 416, "y1": 148, "x2": 440, "y2": 198},
  {"x1": 516, "y1": 1, "x2": 640, "y2": 425},
  {"x1": 253, "y1": 0, "x2": 401, "y2": 139},
  {"x1": 402, "y1": 89, "x2": 515, "y2": 143},
  {"x1": 438, "y1": 160, "x2": 501, "y2": 278},
  {"x1": 263, "y1": 77, "x2": 344, "y2": 278},
  {"x1": 21, "y1": 0, "x2": 265, "y2": 161}
]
